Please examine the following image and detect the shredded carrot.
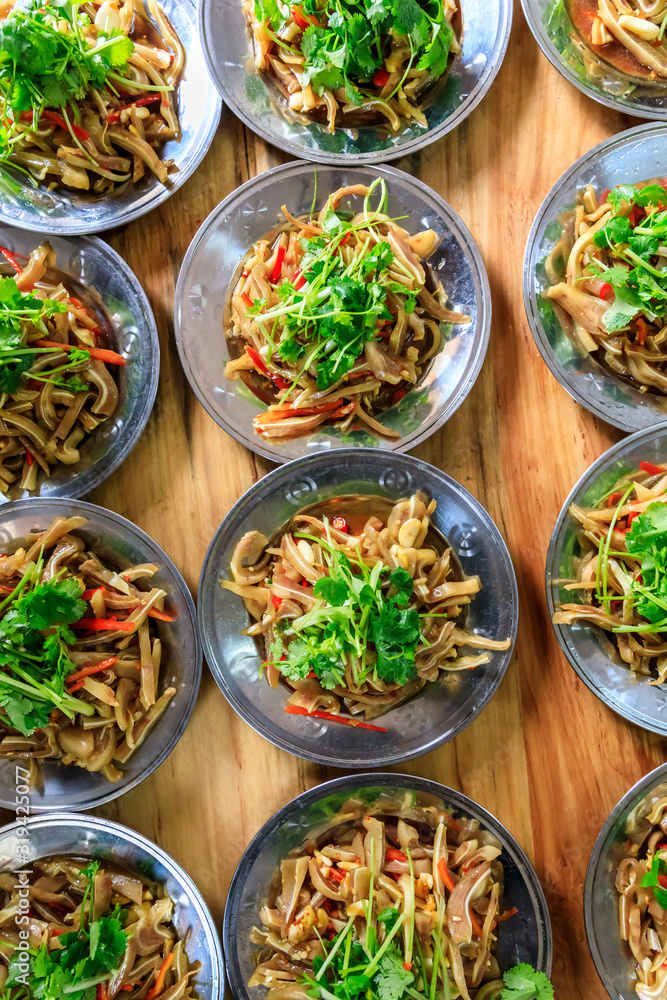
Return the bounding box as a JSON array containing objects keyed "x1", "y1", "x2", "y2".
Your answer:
[
  {"x1": 636, "y1": 317, "x2": 648, "y2": 346},
  {"x1": 437, "y1": 858, "x2": 455, "y2": 892},
  {"x1": 470, "y1": 910, "x2": 484, "y2": 939},
  {"x1": 66, "y1": 657, "x2": 119, "y2": 685},
  {"x1": 147, "y1": 608, "x2": 175, "y2": 622},
  {"x1": 495, "y1": 906, "x2": 518, "y2": 924},
  {"x1": 33, "y1": 339, "x2": 126, "y2": 366},
  {"x1": 285, "y1": 705, "x2": 387, "y2": 732},
  {"x1": 146, "y1": 952, "x2": 174, "y2": 1000}
]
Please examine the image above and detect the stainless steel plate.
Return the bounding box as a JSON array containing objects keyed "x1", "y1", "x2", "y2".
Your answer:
[
  {"x1": 524, "y1": 123, "x2": 667, "y2": 433},
  {"x1": 199, "y1": 0, "x2": 511, "y2": 163},
  {"x1": 0, "y1": 0, "x2": 222, "y2": 235},
  {"x1": 224, "y1": 774, "x2": 552, "y2": 1000},
  {"x1": 0, "y1": 813, "x2": 223, "y2": 998},
  {"x1": 0, "y1": 498, "x2": 202, "y2": 812},
  {"x1": 546, "y1": 423, "x2": 667, "y2": 735},
  {"x1": 174, "y1": 161, "x2": 491, "y2": 463},
  {"x1": 198, "y1": 449, "x2": 518, "y2": 768},
  {"x1": 522, "y1": 0, "x2": 667, "y2": 120},
  {"x1": 0, "y1": 225, "x2": 159, "y2": 501}
]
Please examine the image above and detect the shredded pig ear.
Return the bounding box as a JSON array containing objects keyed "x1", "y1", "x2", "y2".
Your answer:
[
  {"x1": 8, "y1": 856, "x2": 200, "y2": 997},
  {"x1": 250, "y1": 801, "x2": 504, "y2": 997},
  {"x1": 224, "y1": 179, "x2": 470, "y2": 445},
  {"x1": 0, "y1": 0, "x2": 182, "y2": 193},
  {"x1": 221, "y1": 493, "x2": 510, "y2": 722}
]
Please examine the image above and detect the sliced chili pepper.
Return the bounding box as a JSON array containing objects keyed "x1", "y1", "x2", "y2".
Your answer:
[
  {"x1": 470, "y1": 910, "x2": 484, "y2": 939},
  {"x1": 327, "y1": 867, "x2": 346, "y2": 882},
  {"x1": 241, "y1": 291, "x2": 255, "y2": 309},
  {"x1": 392, "y1": 387, "x2": 408, "y2": 403},
  {"x1": 107, "y1": 94, "x2": 161, "y2": 123},
  {"x1": 256, "y1": 399, "x2": 342, "y2": 423},
  {"x1": 0, "y1": 246, "x2": 22, "y2": 274},
  {"x1": 269, "y1": 245, "x2": 286, "y2": 284},
  {"x1": 27, "y1": 109, "x2": 90, "y2": 141},
  {"x1": 66, "y1": 657, "x2": 119, "y2": 686},
  {"x1": 285, "y1": 705, "x2": 388, "y2": 731},
  {"x1": 96, "y1": 984, "x2": 108, "y2": 1000},
  {"x1": 332, "y1": 516, "x2": 348, "y2": 533},
  {"x1": 373, "y1": 68, "x2": 390, "y2": 87},
  {"x1": 599, "y1": 188, "x2": 611, "y2": 203},
  {"x1": 32, "y1": 339, "x2": 125, "y2": 366},
  {"x1": 272, "y1": 595, "x2": 283, "y2": 608},
  {"x1": 402, "y1": 962, "x2": 412, "y2": 972},
  {"x1": 73, "y1": 618, "x2": 136, "y2": 632},
  {"x1": 245, "y1": 345, "x2": 269, "y2": 375},
  {"x1": 293, "y1": 269, "x2": 307, "y2": 290},
  {"x1": 640, "y1": 460, "x2": 665, "y2": 476},
  {"x1": 598, "y1": 282, "x2": 613, "y2": 301},
  {"x1": 24, "y1": 449, "x2": 33, "y2": 467},
  {"x1": 495, "y1": 906, "x2": 518, "y2": 923},
  {"x1": 385, "y1": 847, "x2": 408, "y2": 862},
  {"x1": 607, "y1": 491, "x2": 623, "y2": 507}
]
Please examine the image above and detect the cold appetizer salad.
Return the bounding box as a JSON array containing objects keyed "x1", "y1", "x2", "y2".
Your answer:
[
  {"x1": 0, "y1": 855, "x2": 199, "y2": 997},
  {"x1": 0, "y1": 515, "x2": 176, "y2": 783},
  {"x1": 545, "y1": 179, "x2": 667, "y2": 396},
  {"x1": 249, "y1": 794, "x2": 527, "y2": 999},
  {"x1": 244, "y1": 0, "x2": 461, "y2": 132},
  {"x1": 616, "y1": 796, "x2": 667, "y2": 998},
  {"x1": 553, "y1": 458, "x2": 667, "y2": 683},
  {"x1": 221, "y1": 494, "x2": 510, "y2": 729},
  {"x1": 0, "y1": 242, "x2": 124, "y2": 494},
  {"x1": 225, "y1": 179, "x2": 468, "y2": 443},
  {"x1": 564, "y1": 0, "x2": 667, "y2": 79},
  {"x1": 0, "y1": 0, "x2": 184, "y2": 193}
]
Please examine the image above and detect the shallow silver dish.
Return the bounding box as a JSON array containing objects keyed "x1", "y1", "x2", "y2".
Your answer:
[
  {"x1": 200, "y1": 0, "x2": 511, "y2": 163},
  {"x1": 585, "y1": 763, "x2": 667, "y2": 998},
  {"x1": 0, "y1": 225, "x2": 159, "y2": 501},
  {"x1": 546, "y1": 423, "x2": 667, "y2": 735},
  {"x1": 0, "y1": 498, "x2": 201, "y2": 812},
  {"x1": 0, "y1": 813, "x2": 223, "y2": 997},
  {"x1": 522, "y1": 0, "x2": 667, "y2": 120},
  {"x1": 0, "y1": 0, "x2": 222, "y2": 235},
  {"x1": 198, "y1": 449, "x2": 518, "y2": 768},
  {"x1": 174, "y1": 161, "x2": 491, "y2": 463},
  {"x1": 224, "y1": 774, "x2": 552, "y2": 1000},
  {"x1": 524, "y1": 123, "x2": 667, "y2": 433}
]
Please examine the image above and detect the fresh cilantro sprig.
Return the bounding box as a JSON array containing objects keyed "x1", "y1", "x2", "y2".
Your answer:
[
  {"x1": 0, "y1": 565, "x2": 92, "y2": 736},
  {"x1": 244, "y1": 178, "x2": 418, "y2": 393},
  {"x1": 0, "y1": 275, "x2": 92, "y2": 394},
  {"x1": 254, "y1": 0, "x2": 455, "y2": 107},
  {"x1": 268, "y1": 518, "x2": 424, "y2": 690},
  {"x1": 8, "y1": 860, "x2": 130, "y2": 1000},
  {"x1": 641, "y1": 851, "x2": 667, "y2": 909},
  {"x1": 611, "y1": 499, "x2": 667, "y2": 633},
  {"x1": 587, "y1": 182, "x2": 667, "y2": 334}
]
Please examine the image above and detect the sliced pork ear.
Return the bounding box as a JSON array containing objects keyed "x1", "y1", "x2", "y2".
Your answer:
[{"x1": 545, "y1": 282, "x2": 609, "y2": 337}]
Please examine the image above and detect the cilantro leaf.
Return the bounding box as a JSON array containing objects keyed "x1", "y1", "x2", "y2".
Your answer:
[
  {"x1": 19, "y1": 578, "x2": 86, "y2": 630},
  {"x1": 593, "y1": 215, "x2": 633, "y2": 249},
  {"x1": 602, "y1": 284, "x2": 643, "y2": 333},
  {"x1": 626, "y1": 501, "x2": 667, "y2": 553},
  {"x1": 636, "y1": 184, "x2": 667, "y2": 208},
  {"x1": 608, "y1": 184, "x2": 637, "y2": 214},
  {"x1": 314, "y1": 576, "x2": 348, "y2": 605},
  {"x1": 641, "y1": 853, "x2": 667, "y2": 909},
  {"x1": 375, "y1": 952, "x2": 414, "y2": 1000},
  {"x1": 501, "y1": 964, "x2": 554, "y2": 1000},
  {"x1": 417, "y1": 18, "x2": 454, "y2": 76},
  {"x1": 389, "y1": 567, "x2": 413, "y2": 606},
  {"x1": 371, "y1": 604, "x2": 421, "y2": 685}
]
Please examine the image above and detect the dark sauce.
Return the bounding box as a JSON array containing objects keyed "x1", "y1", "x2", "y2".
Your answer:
[{"x1": 566, "y1": 0, "x2": 664, "y2": 80}]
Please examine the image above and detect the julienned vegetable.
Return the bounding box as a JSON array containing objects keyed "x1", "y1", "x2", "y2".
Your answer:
[
  {"x1": 245, "y1": 0, "x2": 461, "y2": 133},
  {"x1": 249, "y1": 797, "x2": 522, "y2": 999},
  {"x1": 0, "y1": 856, "x2": 200, "y2": 999},
  {"x1": 563, "y1": 0, "x2": 667, "y2": 80},
  {"x1": 0, "y1": 242, "x2": 122, "y2": 493},
  {"x1": 0, "y1": 515, "x2": 176, "y2": 785},
  {"x1": 0, "y1": 0, "x2": 184, "y2": 194},
  {"x1": 545, "y1": 179, "x2": 667, "y2": 396},
  {"x1": 615, "y1": 799, "x2": 667, "y2": 998},
  {"x1": 225, "y1": 179, "x2": 469, "y2": 443},
  {"x1": 553, "y1": 458, "x2": 667, "y2": 682},
  {"x1": 221, "y1": 493, "x2": 511, "y2": 723}
]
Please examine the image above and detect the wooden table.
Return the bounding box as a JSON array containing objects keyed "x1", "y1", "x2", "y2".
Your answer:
[{"x1": 20, "y1": 6, "x2": 663, "y2": 997}]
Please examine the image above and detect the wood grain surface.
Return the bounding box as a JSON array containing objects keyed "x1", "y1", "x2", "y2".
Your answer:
[{"x1": 10, "y1": 6, "x2": 662, "y2": 998}]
